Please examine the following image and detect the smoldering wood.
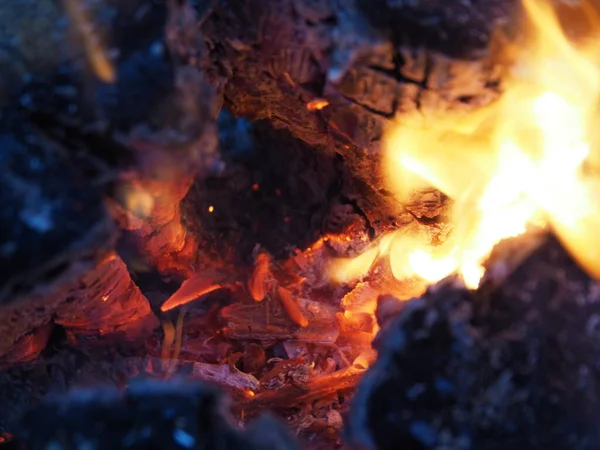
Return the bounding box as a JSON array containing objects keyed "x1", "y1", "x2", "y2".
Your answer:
[
  {"x1": 0, "y1": 0, "x2": 519, "y2": 352},
  {"x1": 0, "y1": 109, "x2": 117, "y2": 358},
  {"x1": 196, "y1": 0, "x2": 518, "y2": 231},
  {"x1": 0, "y1": 325, "x2": 250, "y2": 437},
  {"x1": 0, "y1": 251, "x2": 162, "y2": 362},
  {"x1": 181, "y1": 116, "x2": 359, "y2": 265},
  {"x1": 0, "y1": 0, "x2": 219, "y2": 358},
  {"x1": 0, "y1": 250, "x2": 367, "y2": 447},
  {"x1": 240, "y1": 365, "x2": 366, "y2": 417},
  {"x1": 347, "y1": 234, "x2": 600, "y2": 450},
  {"x1": 0, "y1": 337, "x2": 347, "y2": 448},
  {"x1": 0, "y1": 0, "x2": 542, "y2": 449}
]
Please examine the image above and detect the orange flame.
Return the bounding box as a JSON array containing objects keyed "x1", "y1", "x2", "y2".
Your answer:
[
  {"x1": 330, "y1": 0, "x2": 600, "y2": 290},
  {"x1": 161, "y1": 272, "x2": 225, "y2": 312}
]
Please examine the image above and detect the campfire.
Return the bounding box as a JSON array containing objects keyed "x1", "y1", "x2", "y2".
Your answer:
[{"x1": 3, "y1": 0, "x2": 600, "y2": 449}]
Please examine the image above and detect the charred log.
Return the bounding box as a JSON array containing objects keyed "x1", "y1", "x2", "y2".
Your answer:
[
  {"x1": 0, "y1": 0, "x2": 515, "y2": 315},
  {"x1": 196, "y1": 0, "x2": 518, "y2": 230},
  {"x1": 0, "y1": 0, "x2": 522, "y2": 297},
  {"x1": 347, "y1": 234, "x2": 600, "y2": 450},
  {"x1": 0, "y1": 108, "x2": 116, "y2": 358},
  {"x1": 182, "y1": 114, "x2": 356, "y2": 265},
  {"x1": 15, "y1": 380, "x2": 300, "y2": 450},
  {"x1": 0, "y1": 0, "x2": 220, "y2": 357}
]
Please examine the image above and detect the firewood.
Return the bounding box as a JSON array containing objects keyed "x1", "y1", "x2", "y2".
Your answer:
[
  {"x1": 0, "y1": 112, "x2": 117, "y2": 357},
  {"x1": 242, "y1": 365, "x2": 366, "y2": 416},
  {"x1": 0, "y1": 325, "x2": 54, "y2": 368},
  {"x1": 16, "y1": 380, "x2": 300, "y2": 450},
  {"x1": 0, "y1": 1, "x2": 536, "y2": 449},
  {"x1": 196, "y1": 0, "x2": 517, "y2": 230},
  {"x1": 54, "y1": 255, "x2": 159, "y2": 345},
  {"x1": 248, "y1": 253, "x2": 273, "y2": 302},
  {"x1": 0, "y1": 0, "x2": 218, "y2": 356},
  {"x1": 222, "y1": 296, "x2": 339, "y2": 345},
  {"x1": 161, "y1": 270, "x2": 232, "y2": 312},
  {"x1": 347, "y1": 233, "x2": 600, "y2": 450},
  {"x1": 277, "y1": 286, "x2": 310, "y2": 328}
]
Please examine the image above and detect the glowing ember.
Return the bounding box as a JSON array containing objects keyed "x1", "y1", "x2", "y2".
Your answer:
[
  {"x1": 248, "y1": 252, "x2": 272, "y2": 302},
  {"x1": 63, "y1": 0, "x2": 116, "y2": 83},
  {"x1": 330, "y1": 0, "x2": 600, "y2": 290},
  {"x1": 161, "y1": 271, "x2": 228, "y2": 312},
  {"x1": 306, "y1": 98, "x2": 330, "y2": 111},
  {"x1": 277, "y1": 286, "x2": 309, "y2": 328}
]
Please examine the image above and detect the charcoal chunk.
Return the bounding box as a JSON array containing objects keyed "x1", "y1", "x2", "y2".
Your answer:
[
  {"x1": 18, "y1": 379, "x2": 300, "y2": 450},
  {"x1": 348, "y1": 235, "x2": 600, "y2": 450},
  {"x1": 0, "y1": 113, "x2": 114, "y2": 302}
]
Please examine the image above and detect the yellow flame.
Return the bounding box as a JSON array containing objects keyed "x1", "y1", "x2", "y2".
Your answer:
[
  {"x1": 330, "y1": 0, "x2": 600, "y2": 289},
  {"x1": 63, "y1": 0, "x2": 116, "y2": 83},
  {"x1": 328, "y1": 233, "x2": 396, "y2": 283}
]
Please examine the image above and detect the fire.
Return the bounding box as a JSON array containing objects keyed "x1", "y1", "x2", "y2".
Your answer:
[{"x1": 330, "y1": 0, "x2": 600, "y2": 290}]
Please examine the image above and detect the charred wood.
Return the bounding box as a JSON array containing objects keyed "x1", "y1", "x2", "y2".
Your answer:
[
  {"x1": 347, "y1": 234, "x2": 600, "y2": 450},
  {"x1": 242, "y1": 365, "x2": 366, "y2": 417},
  {"x1": 0, "y1": 110, "x2": 116, "y2": 358},
  {"x1": 196, "y1": 0, "x2": 518, "y2": 230},
  {"x1": 0, "y1": 0, "x2": 219, "y2": 355},
  {"x1": 0, "y1": 0, "x2": 220, "y2": 277},
  {"x1": 0, "y1": 2, "x2": 545, "y2": 449},
  {"x1": 15, "y1": 380, "x2": 300, "y2": 450},
  {"x1": 0, "y1": 253, "x2": 159, "y2": 362},
  {"x1": 182, "y1": 116, "x2": 353, "y2": 265},
  {"x1": 53, "y1": 254, "x2": 159, "y2": 346},
  {"x1": 221, "y1": 295, "x2": 340, "y2": 345}
]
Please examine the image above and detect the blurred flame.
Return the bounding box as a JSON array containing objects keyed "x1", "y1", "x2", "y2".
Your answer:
[
  {"x1": 328, "y1": 233, "x2": 396, "y2": 283},
  {"x1": 330, "y1": 0, "x2": 600, "y2": 289},
  {"x1": 63, "y1": 0, "x2": 116, "y2": 83},
  {"x1": 307, "y1": 98, "x2": 330, "y2": 111},
  {"x1": 119, "y1": 183, "x2": 155, "y2": 219}
]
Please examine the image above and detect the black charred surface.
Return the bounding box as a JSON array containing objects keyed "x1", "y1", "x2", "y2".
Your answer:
[
  {"x1": 18, "y1": 0, "x2": 219, "y2": 179},
  {"x1": 182, "y1": 111, "x2": 356, "y2": 263},
  {"x1": 0, "y1": 0, "x2": 179, "y2": 298},
  {"x1": 0, "y1": 0, "x2": 220, "y2": 357},
  {"x1": 0, "y1": 93, "x2": 117, "y2": 358},
  {"x1": 0, "y1": 110, "x2": 114, "y2": 302},
  {"x1": 0, "y1": 325, "x2": 148, "y2": 436},
  {"x1": 348, "y1": 235, "x2": 600, "y2": 450},
  {"x1": 197, "y1": 0, "x2": 517, "y2": 231},
  {"x1": 356, "y1": 0, "x2": 516, "y2": 58},
  {"x1": 16, "y1": 380, "x2": 300, "y2": 450}
]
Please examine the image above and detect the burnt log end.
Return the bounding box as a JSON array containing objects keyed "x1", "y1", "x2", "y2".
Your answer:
[{"x1": 348, "y1": 234, "x2": 600, "y2": 450}]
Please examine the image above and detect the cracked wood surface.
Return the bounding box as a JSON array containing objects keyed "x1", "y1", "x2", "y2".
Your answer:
[{"x1": 196, "y1": 0, "x2": 518, "y2": 232}]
